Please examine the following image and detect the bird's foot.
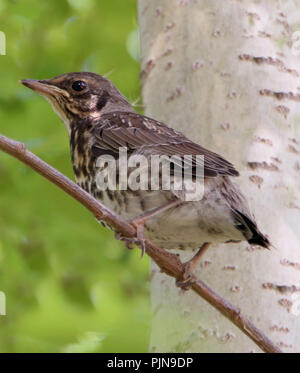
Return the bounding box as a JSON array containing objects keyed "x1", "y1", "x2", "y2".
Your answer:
[
  {"x1": 176, "y1": 261, "x2": 197, "y2": 291},
  {"x1": 115, "y1": 232, "x2": 135, "y2": 250},
  {"x1": 130, "y1": 220, "x2": 147, "y2": 257},
  {"x1": 176, "y1": 243, "x2": 211, "y2": 291},
  {"x1": 115, "y1": 222, "x2": 146, "y2": 257}
]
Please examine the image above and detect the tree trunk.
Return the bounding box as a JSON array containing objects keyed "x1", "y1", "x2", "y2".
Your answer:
[{"x1": 138, "y1": 0, "x2": 300, "y2": 353}]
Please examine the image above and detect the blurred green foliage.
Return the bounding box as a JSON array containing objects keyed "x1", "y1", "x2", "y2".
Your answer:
[{"x1": 0, "y1": 0, "x2": 150, "y2": 352}]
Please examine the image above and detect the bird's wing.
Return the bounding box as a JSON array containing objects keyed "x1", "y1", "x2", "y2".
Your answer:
[{"x1": 91, "y1": 112, "x2": 239, "y2": 178}]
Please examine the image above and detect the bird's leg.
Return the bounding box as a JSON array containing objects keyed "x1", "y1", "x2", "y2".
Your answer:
[
  {"x1": 117, "y1": 199, "x2": 182, "y2": 257},
  {"x1": 130, "y1": 199, "x2": 182, "y2": 227},
  {"x1": 176, "y1": 242, "x2": 211, "y2": 291},
  {"x1": 130, "y1": 199, "x2": 182, "y2": 256}
]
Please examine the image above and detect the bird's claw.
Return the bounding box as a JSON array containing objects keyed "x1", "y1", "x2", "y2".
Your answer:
[
  {"x1": 115, "y1": 231, "x2": 146, "y2": 257},
  {"x1": 176, "y1": 262, "x2": 196, "y2": 291},
  {"x1": 114, "y1": 232, "x2": 135, "y2": 250},
  {"x1": 138, "y1": 238, "x2": 146, "y2": 258}
]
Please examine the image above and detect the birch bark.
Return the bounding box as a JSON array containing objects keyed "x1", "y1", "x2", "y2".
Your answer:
[{"x1": 138, "y1": 0, "x2": 300, "y2": 353}]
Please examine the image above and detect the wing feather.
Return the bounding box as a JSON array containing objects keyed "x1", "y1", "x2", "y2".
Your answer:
[{"x1": 91, "y1": 112, "x2": 239, "y2": 178}]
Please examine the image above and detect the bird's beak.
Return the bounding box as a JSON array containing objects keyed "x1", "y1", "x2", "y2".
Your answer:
[{"x1": 20, "y1": 79, "x2": 68, "y2": 97}]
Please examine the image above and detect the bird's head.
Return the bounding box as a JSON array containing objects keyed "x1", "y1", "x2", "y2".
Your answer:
[{"x1": 21, "y1": 72, "x2": 133, "y2": 131}]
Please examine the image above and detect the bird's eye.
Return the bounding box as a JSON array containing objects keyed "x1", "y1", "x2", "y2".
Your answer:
[{"x1": 72, "y1": 80, "x2": 87, "y2": 92}]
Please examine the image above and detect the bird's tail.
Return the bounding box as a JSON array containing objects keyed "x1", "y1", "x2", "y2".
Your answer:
[
  {"x1": 234, "y1": 210, "x2": 271, "y2": 249},
  {"x1": 248, "y1": 230, "x2": 271, "y2": 249}
]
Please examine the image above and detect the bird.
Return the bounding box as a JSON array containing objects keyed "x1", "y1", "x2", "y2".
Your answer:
[{"x1": 21, "y1": 72, "x2": 270, "y2": 283}]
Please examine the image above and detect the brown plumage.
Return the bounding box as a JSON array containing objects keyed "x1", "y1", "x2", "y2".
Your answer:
[
  {"x1": 91, "y1": 111, "x2": 239, "y2": 178},
  {"x1": 21, "y1": 72, "x2": 270, "y2": 255}
]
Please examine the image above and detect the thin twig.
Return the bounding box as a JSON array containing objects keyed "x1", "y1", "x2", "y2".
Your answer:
[{"x1": 0, "y1": 133, "x2": 282, "y2": 353}]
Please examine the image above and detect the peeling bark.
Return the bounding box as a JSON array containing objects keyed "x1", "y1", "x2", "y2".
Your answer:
[{"x1": 138, "y1": 0, "x2": 300, "y2": 353}]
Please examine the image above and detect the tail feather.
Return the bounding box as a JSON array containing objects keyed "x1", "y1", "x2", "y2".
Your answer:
[
  {"x1": 234, "y1": 210, "x2": 271, "y2": 249},
  {"x1": 248, "y1": 232, "x2": 270, "y2": 249}
]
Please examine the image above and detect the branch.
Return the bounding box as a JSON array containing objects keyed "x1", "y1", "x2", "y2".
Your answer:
[{"x1": 0, "y1": 133, "x2": 282, "y2": 353}]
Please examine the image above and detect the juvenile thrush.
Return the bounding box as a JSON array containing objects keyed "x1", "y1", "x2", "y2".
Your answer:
[{"x1": 21, "y1": 72, "x2": 270, "y2": 278}]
